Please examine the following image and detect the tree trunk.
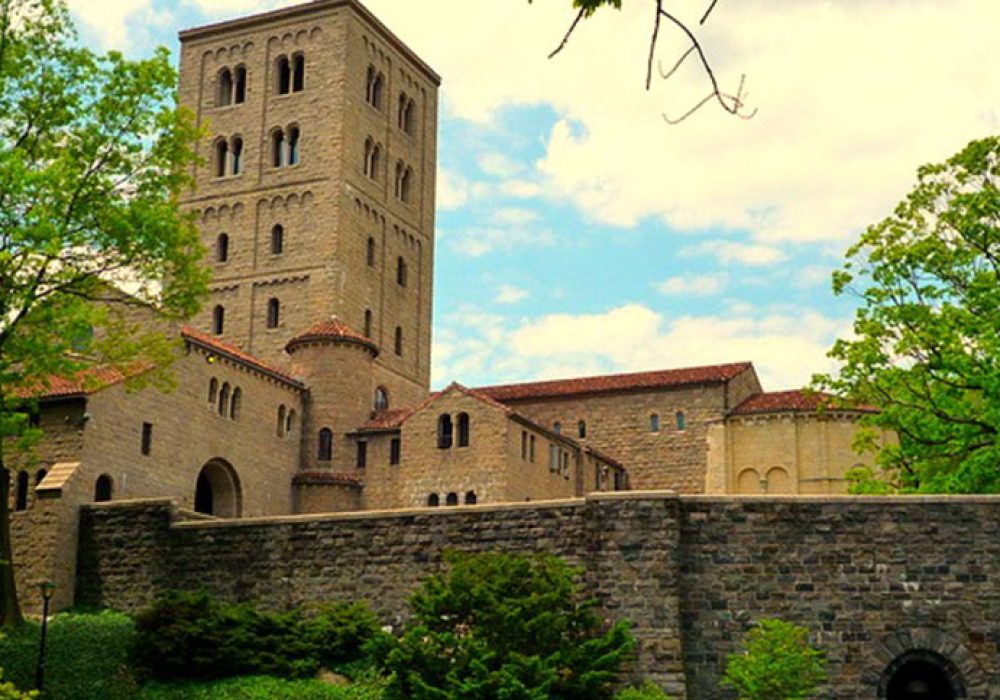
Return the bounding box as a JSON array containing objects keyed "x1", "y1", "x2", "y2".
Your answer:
[{"x1": 0, "y1": 446, "x2": 24, "y2": 627}]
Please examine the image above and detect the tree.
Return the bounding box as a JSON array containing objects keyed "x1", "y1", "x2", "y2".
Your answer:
[
  {"x1": 721, "y1": 618, "x2": 827, "y2": 700},
  {"x1": 371, "y1": 550, "x2": 636, "y2": 700},
  {"x1": 0, "y1": 0, "x2": 207, "y2": 626},
  {"x1": 533, "y1": 0, "x2": 756, "y2": 123},
  {"x1": 816, "y1": 136, "x2": 1000, "y2": 493}
]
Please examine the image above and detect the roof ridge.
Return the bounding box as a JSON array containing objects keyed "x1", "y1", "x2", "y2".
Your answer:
[{"x1": 181, "y1": 326, "x2": 304, "y2": 388}]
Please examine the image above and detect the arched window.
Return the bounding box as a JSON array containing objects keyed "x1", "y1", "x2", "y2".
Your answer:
[
  {"x1": 214, "y1": 138, "x2": 228, "y2": 177},
  {"x1": 277, "y1": 405, "x2": 286, "y2": 437},
  {"x1": 398, "y1": 93, "x2": 415, "y2": 134},
  {"x1": 276, "y1": 55, "x2": 290, "y2": 95},
  {"x1": 217, "y1": 68, "x2": 233, "y2": 106},
  {"x1": 396, "y1": 256, "x2": 407, "y2": 286},
  {"x1": 271, "y1": 224, "x2": 284, "y2": 254},
  {"x1": 94, "y1": 474, "x2": 113, "y2": 503},
  {"x1": 267, "y1": 298, "x2": 280, "y2": 329},
  {"x1": 233, "y1": 65, "x2": 246, "y2": 103},
  {"x1": 365, "y1": 65, "x2": 383, "y2": 109},
  {"x1": 445, "y1": 492, "x2": 458, "y2": 506},
  {"x1": 14, "y1": 471, "x2": 28, "y2": 511},
  {"x1": 366, "y1": 236, "x2": 376, "y2": 266},
  {"x1": 394, "y1": 160, "x2": 404, "y2": 198},
  {"x1": 457, "y1": 412, "x2": 470, "y2": 447},
  {"x1": 399, "y1": 167, "x2": 413, "y2": 203},
  {"x1": 212, "y1": 305, "x2": 225, "y2": 335},
  {"x1": 394, "y1": 325, "x2": 403, "y2": 356},
  {"x1": 230, "y1": 387, "x2": 241, "y2": 420},
  {"x1": 578, "y1": 420, "x2": 587, "y2": 439},
  {"x1": 292, "y1": 53, "x2": 305, "y2": 92},
  {"x1": 374, "y1": 386, "x2": 389, "y2": 412},
  {"x1": 675, "y1": 411, "x2": 686, "y2": 430},
  {"x1": 287, "y1": 126, "x2": 300, "y2": 165},
  {"x1": 427, "y1": 493, "x2": 439, "y2": 507},
  {"x1": 216, "y1": 233, "x2": 229, "y2": 263},
  {"x1": 437, "y1": 414, "x2": 453, "y2": 449},
  {"x1": 464, "y1": 491, "x2": 477, "y2": 505},
  {"x1": 363, "y1": 309, "x2": 373, "y2": 337},
  {"x1": 317, "y1": 428, "x2": 333, "y2": 461},
  {"x1": 35, "y1": 469, "x2": 47, "y2": 486},
  {"x1": 553, "y1": 421, "x2": 561, "y2": 435},
  {"x1": 272, "y1": 129, "x2": 285, "y2": 167},
  {"x1": 285, "y1": 409, "x2": 296, "y2": 436},
  {"x1": 650, "y1": 413, "x2": 660, "y2": 432},
  {"x1": 218, "y1": 382, "x2": 230, "y2": 416},
  {"x1": 230, "y1": 136, "x2": 243, "y2": 175},
  {"x1": 208, "y1": 377, "x2": 219, "y2": 405},
  {"x1": 363, "y1": 138, "x2": 381, "y2": 179}
]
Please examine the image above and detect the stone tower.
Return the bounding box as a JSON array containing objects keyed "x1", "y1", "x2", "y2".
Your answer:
[{"x1": 177, "y1": 0, "x2": 439, "y2": 406}]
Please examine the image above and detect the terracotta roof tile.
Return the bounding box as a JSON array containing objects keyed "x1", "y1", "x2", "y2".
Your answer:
[
  {"x1": 731, "y1": 390, "x2": 878, "y2": 415},
  {"x1": 477, "y1": 362, "x2": 754, "y2": 402},
  {"x1": 285, "y1": 317, "x2": 379, "y2": 355},
  {"x1": 358, "y1": 408, "x2": 412, "y2": 431},
  {"x1": 14, "y1": 366, "x2": 135, "y2": 400},
  {"x1": 292, "y1": 471, "x2": 364, "y2": 487},
  {"x1": 181, "y1": 326, "x2": 303, "y2": 388}
]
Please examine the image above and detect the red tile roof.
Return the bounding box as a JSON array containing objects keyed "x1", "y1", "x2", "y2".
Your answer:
[
  {"x1": 477, "y1": 362, "x2": 754, "y2": 402},
  {"x1": 357, "y1": 408, "x2": 414, "y2": 431},
  {"x1": 14, "y1": 366, "x2": 136, "y2": 400},
  {"x1": 181, "y1": 326, "x2": 304, "y2": 388},
  {"x1": 292, "y1": 471, "x2": 364, "y2": 487},
  {"x1": 285, "y1": 317, "x2": 379, "y2": 356},
  {"x1": 730, "y1": 390, "x2": 878, "y2": 415}
]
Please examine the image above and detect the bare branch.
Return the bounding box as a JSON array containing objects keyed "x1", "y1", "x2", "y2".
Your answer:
[
  {"x1": 548, "y1": 7, "x2": 587, "y2": 60},
  {"x1": 645, "y1": 1, "x2": 664, "y2": 90},
  {"x1": 700, "y1": 0, "x2": 721, "y2": 25},
  {"x1": 659, "y1": 45, "x2": 697, "y2": 82}
]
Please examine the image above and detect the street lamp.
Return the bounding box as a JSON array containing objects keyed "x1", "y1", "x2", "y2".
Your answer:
[{"x1": 35, "y1": 581, "x2": 55, "y2": 692}]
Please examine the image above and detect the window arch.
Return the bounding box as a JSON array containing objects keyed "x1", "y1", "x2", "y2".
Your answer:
[
  {"x1": 94, "y1": 474, "x2": 113, "y2": 503},
  {"x1": 399, "y1": 166, "x2": 413, "y2": 203},
  {"x1": 285, "y1": 409, "x2": 296, "y2": 437},
  {"x1": 218, "y1": 382, "x2": 230, "y2": 416},
  {"x1": 396, "y1": 256, "x2": 407, "y2": 286},
  {"x1": 553, "y1": 421, "x2": 561, "y2": 435},
  {"x1": 394, "y1": 326, "x2": 403, "y2": 355},
  {"x1": 366, "y1": 236, "x2": 376, "y2": 266},
  {"x1": 212, "y1": 305, "x2": 225, "y2": 335},
  {"x1": 437, "y1": 414, "x2": 453, "y2": 449},
  {"x1": 271, "y1": 224, "x2": 284, "y2": 254},
  {"x1": 276, "y1": 55, "x2": 291, "y2": 95},
  {"x1": 14, "y1": 471, "x2": 28, "y2": 511},
  {"x1": 233, "y1": 65, "x2": 246, "y2": 104},
  {"x1": 214, "y1": 138, "x2": 228, "y2": 177},
  {"x1": 445, "y1": 492, "x2": 458, "y2": 506},
  {"x1": 675, "y1": 411, "x2": 686, "y2": 430},
  {"x1": 277, "y1": 405, "x2": 286, "y2": 437},
  {"x1": 216, "y1": 233, "x2": 229, "y2": 263},
  {"x1": 427, "y1": 493, "x2": 439, "y2": 507},
  {"x1": 363, "y1": 137, "x2": 381, "y2": 179},
  {"x1": 208, "y1": 377, "x2": 219, "y2": 405},
  {"x1": 649, "y1": 413, "x2": 660, "y2": 432},
  {"x1": 464, "y1": 491, "x2": 477, "y2": 505},
  {"x1": 374, "y1": 386, "x2": 389, "y2": 412},
  {"x1": 578, "y1": 420, "x2": 587, "y2": 438},
  {"x1": 272, "y1": 129, "x2": 285, "y2": 167},
  {"x1": 267, "y1": 298, "x2": 280, "y2": 329},
  {"x1": 457, "y1": 412, "x2": 470, "y2": 447},
  {"x1": 398, "y1": 93, "x2": 415, "y2": 135},
  {"x1": 318, "y1": 428, "x2": 333, "y2": 461},
  {"x1": 364, "y1": 309, "x2": 373, "y2": 338},
  {"x1": 229, "y1": 387, "x2": 241, "y2": 420},
  {"x1": 292, "y1": 53, "x2": 305, "y2": 92},
  {"x1": 218, "y1": 68, "x2": 233, "y2": 106},
  {"x1": 230, "y1": 136, "x2": 243, "y2": 175},
  {"x1": 365, "y1": 65, "x2": 384, "y2": 109},
  {"x1": 287, "y1": 126, "x2": 300, "y2": 165}
]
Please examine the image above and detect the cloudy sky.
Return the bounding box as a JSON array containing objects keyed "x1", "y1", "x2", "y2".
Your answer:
[{"x1": 67, "y1": 0, "x2": 999, "y2": 390}]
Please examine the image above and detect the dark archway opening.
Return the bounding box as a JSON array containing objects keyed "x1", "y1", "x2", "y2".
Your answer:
[
  {"x1": 195, "y1": 471, "x2": 213, "y2": 514},
  {"x1": 882, "y1": 651, "x2": 966, "y2": 700},
  {"x1": 194, "y1": 460, "x2": 242, "y2": 518}
]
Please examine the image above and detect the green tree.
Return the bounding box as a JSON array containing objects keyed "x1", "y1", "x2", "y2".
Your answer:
[
  {"x1": 816, "y1": 136, "x2": 1000, "y2": 493},
  {"x1": 721, "y1": 619, "x2": 826, "y2": 700},
  {"x1": 371, "y1": 550, "x2": 635, "y2": 700},
  {"x1": 0, "y1": 0, "x2": 207, "y2": 626}
]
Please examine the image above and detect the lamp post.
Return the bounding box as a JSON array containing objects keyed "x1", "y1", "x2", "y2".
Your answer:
[{"x1": 35, "y1": 581, "x2": 55, "y2": 692}]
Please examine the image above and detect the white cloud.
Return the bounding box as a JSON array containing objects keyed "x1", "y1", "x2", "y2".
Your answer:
[
  {"x1": 658, "y1": 273, "x2": 728, "y2": 296},
  {"x1": 446, "y1": 226, "x2": 554, "y2": 258},
  {"x1": 495, "y1": 284, "x2": 530, "y2": 304},
  {"x1": 436, "y1": 168, "x2": 472, "y2": 210},
  {"x1": 795, "y1": 264, "x2": 833, "y2": 289},
  {"x1": 67, "y1": 0, "x2": 154, "y2": 48},
  {"x1": 681, "y1": 240, "x2": 788, "y2": 266},
  {"x1": 492, "y1": 208, "x2": 539, "y2": 226},
  {"x1": 498, "y1": 179, "x2": 544, "y2": 199},
  {"x1": 478, "y1": 152, "x2": 523, "y2": 178}
]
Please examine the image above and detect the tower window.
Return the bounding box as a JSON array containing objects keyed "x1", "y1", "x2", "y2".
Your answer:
[
  {"x1": 287, "y1": 126, "x2": 300, "y2": 165},
  {"x1": 234, "y1": 65, "x2": 246, "y2": 103},
  {"x1": 394, "y1": 326, "x2": 403, "y2": 356},
  {"x1": 457, "y1": 413, "x2": 470, "y2": 447},
  {"x1": 676, "y1": 411, "x2": 687, "y2": 431},
  {"x1": 365, "y1": 65, "x2": 384, "y2": 109},
  {"x1": 374, "y1": 386, "x2": 389, "y2": 411},
  {"x1": 578, "y1": 420, "x2": 587, "y2": 439},
  {"x1": 276, "y1": 55, "x2": 291, "y2": 95},
  {"x1": 212, "y1": 305, "x2": 224, "y2": 335},
  {"x1": 216, "y1": 233, "x2": 229, "y2": 263},
  {"x1": 277, "y1": 405, "x2": 286, "y2": 437},
  {"x1": 141, "y1": 422, "x2": 153, "y2": 455},
  {"x1": 464, "y1": 491, "x2": 477, "y2": 505},
  {"x1": 272, "y1": 129, "x2": 285, "y2": 167},
  {"x1": 286, "y1": 409, "x2": 296, "y2": 437},
  {"x1": 529, "y1": 435, "x2": 536, "y2": 462},
  {"x1": 446, "y1": 492, "x2": 458, "y2": 506},
  {"x1": 366, "y1": 237, "x2": 376, "y2": 266},
  {"x1": 364, "y1": 309, "x2": 373, "y2": 338},
  {"x1": 437, "y1": 414, "x2": 453, "y2": 449},
  {"x1": 650, "y1": 413, "x2": 660, "y2": 432},
  {"x1": 271, "y1": 224, "x2": 284, "y2": 254},
  {"x1": 398, "y1": 93, "x2": 415, "y2": 135},
  {"x1": 390, "y1": 437, "x2": 401, "y2": 466},
  {"x1": 520, "y1": 431, "x2": 527, "y2": 460},
  {"x1": 292, "y1": 53, "x2": 305, "y2": 92},
  {"x1": 14, "y1": 471, "x2": 28, "y2": 511},
  {"x1": 214, "y1": 138, "x2": 228, "y2": 178},
  {"x1": 396, "y1": 256, "x2": 407, "y2": 287},
  {"x1": 356, "y1": 440, "x2": 367, "y2": 469},
  {"x1": 217, "y1": 68, "x2": 233, "y2": 107},
  {"x1": 363, "y1": 137, "x2": 381, "y2": 179},
  {"x1": 94, "y1": 474, "x2": 113, "y2": 503},
  {"x1": 218, "y1": 383, "x2": 230, "y2": 417},
  {"x1": 229, "y1": 387, "x2": 241, "y2": 420},
  {"x1": 230, "y1": 136, "x2": 243, "y2": 175},
  {"x1": 427, "y1": 493, "x2": 439, "y2": 507},
  {"x1": 394, "y1": 163, "x2": 413, "y2": 203},
  {"x1": 266, "y1": 298, "x2": 280, "y2": 329},
  {"x1": 553, "y1": 421, "x2": 561, "y2": 435},
  {"x1": 318, "y1": 428, "x2": 333, "y2": 461}
]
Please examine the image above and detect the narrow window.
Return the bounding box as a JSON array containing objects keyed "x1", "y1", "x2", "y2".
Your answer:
[
  {"x1": 390, "y1": 437, "x2": 401, "y2": 466},
  {"x1": 614, "y1": 470, "x2": 625, "y2": 491},
  {"x1": 457, "y1": 412, "x2": 470, "y2": 447},
  {"x1": 267, "y1": 298, "x2": 280, "y2": 329},
  {"x1": 318, "y1": 428, "x2": 333, "y2": 461},
  {"x1": 215, "y1": 139, "x2": 228, "y2": 177},
  {"x1": 286, "y1": 410, "x2": 296, "y2": 437},
  {"x1": 212, "y1": 306, "x2": 224, "y2": 335},
  {"x1": 366, "y1": 236, "x2": 376, "y2": 266},
  {"x1": 364, "y1": 309, "x2": 373, "y2": 338},
  {"x1": 276, "y1": 55, "x2": 290, "y2": 95},
  {"x1": 427, "y1": 493, "x2": 439, "y2": 507},
  {"x1": 287, "y1": 126, "x2": 300, "y2": 165},
  {"x1": 520, "y1": 431, "x2": 527, "y2": 460},
  {"x1": 277, "y1": 405, "x2": 286, "y2": 437},
  {"x1": 94, "y1": 474, "x2": 113, "y2": 502},
  {"x1": 217, "y1": 68, "x2": 233, "y2": 107},
  {"x1": 272, "y1": 129, "x2": 285, "y2": 167},
  {"x1": 271, "y1": 224, "x2": 284, "y2": 254},
  {"x1": 363, "y1": 138, "x2": 374, "y2": 177},
  {"x1": 398, "y1": 92, "x2": 408, "y2": 129},
  {"x1": 216, "y1": 233, "x2": 229, "y2": 262},
  {"x1": 398, "y1": 93, "x2": 415, "y2": 134},
  {"x1": 14, "y1": 471, "x2": 28, "y2": 511},
  {"x1": 230, "y1": 136, "x2": 243, "y2": 175},
  {"x1": 233, "y1": 65, "x2": 246, "y2": 103},
  {"x1": 292, "y1": 53, "x2": 305, "y2": 92},
  {"x1": 370, "y1": 144, "x2": 381, "y2": 179},
  {"x1": 650, "y1": 413, "x2": 660, "y2": 432},
  {"x1": 394, "y1": 161, "x2": 404, "y2": 199},
  {"x1": 446, "y1": 492, "x2": 458, "y2": 506},
  {"x1": 676, "y1": 411, "x2": 687, "y2": 431},
  {"x1": 578, "y1": 420, "x2": 587, "y2": 439},
  {"x1": 396, "y1": 256, "x2": 407, "y2": 286},
  {"x1": 561, "y1": 451, "x2": 569, "y2": 478},
  {"x1": 218, "y1": 384, "x2": 230, "y2": 417},
  {"x1": 229, "y1": 387, "x2": 241, "y2": 420},
  {"x1": 553, "y1": 421, "x2": 561, "y2": 435},
  {"x1": 374, "y1": 386, "x2": 389, "y2": 411},
  {"x1": 595, "y1": 464, "x2": 602, "y2": 490},
  {"x1": 464, "y1": 491, "x2": 477, "y2": 505},
  {"x1": 400, "y1": 167, "x2": 412, "y2": 203},
  {"x1": 208, "y1": 378, "x2": 219, "y2": 404},
  {"x1": 356, "y1": 440, "x2": 367, "y2": 469},
  {"x1": 529, "y1": 435, "x2": 536, "y2": 463},
  {"x1": 437, "y1": 414, "x2": 453, "y2": 449},
  {"x1": 549, "y1": 444, "x2": 558, "y2": 473},
  {"x1": 394, "y1": 326, "x2": 403, "y2": 356},
  {"x1": 365, "y1": 66, "x2": 383, "y2": 109},
  {"x1": 141, "y1": 422, "x2": 153, "y2": 456}
]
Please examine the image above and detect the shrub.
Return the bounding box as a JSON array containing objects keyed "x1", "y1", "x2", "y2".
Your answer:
[
  {"x1": 300, "y1": 602, "x2": 381, "y2": 669},
  {"x1": 614, "y1": 682, "x2": 672, "y2": 700},
  {"x1": 136, "y1": 673, "x2": 388, "y2": 700},
  {"x1": 371, "y1": 551, "x2": 635, "y2": 700},
  {"x1": 721, "y1": 618, "x2": 827, "y2": 700}
]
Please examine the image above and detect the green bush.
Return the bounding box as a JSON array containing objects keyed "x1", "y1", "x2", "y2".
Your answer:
[
  {"x1": 300, "y1": 602, "x2": 381, "y2": 669},
  {"x1": 721, "y1": 618, "x2": 827, "y2": 700},
  {"x1": 136, "y1": 673, "x2": 388, "y2": 700},
  {"x1": 0, "y1": 611, "x2": 136, "y2": 700},
  {"x1": 614, "y1": 681, "x2": 672, "y2": 700},
  {"x1": 370, "y1": 551, "x2": 635, "y2": 700}
]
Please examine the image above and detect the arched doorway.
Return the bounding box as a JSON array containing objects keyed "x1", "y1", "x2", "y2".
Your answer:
[
  {"x1": 880, "y1": 650, "x2": 967, "y2": 699},
  {"x1": 194, "y1": 460, "x2": 242, "y2": 518}
]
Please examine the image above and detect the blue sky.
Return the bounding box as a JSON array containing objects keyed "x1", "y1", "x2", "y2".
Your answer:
[{"x1": 67, "y1": 0, "x2": 1000, "y2": 390}]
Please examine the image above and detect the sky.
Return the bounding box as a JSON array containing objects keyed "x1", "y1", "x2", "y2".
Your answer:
[{"x1": 66, "y1": 0, "x2": 1000, "y2": 391}]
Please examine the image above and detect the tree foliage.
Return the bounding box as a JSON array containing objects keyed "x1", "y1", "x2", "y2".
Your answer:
[
  {"x1": 816, "y1": 136, "x2": 1000, "y2": 493},
  {"x1": 371, "y1": 551, "x2": 636, "y2": 700},
  {"x1": 0, "y1": 0, "x2": 207, "y2": 626},
  {"x1": 721, "y1": 618, "x2": 826, "y2": 700}
]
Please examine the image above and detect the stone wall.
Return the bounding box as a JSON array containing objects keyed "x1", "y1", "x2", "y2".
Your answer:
[{"x1": 75, "y1": 493, "x2": 1000, "y2": 698}]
